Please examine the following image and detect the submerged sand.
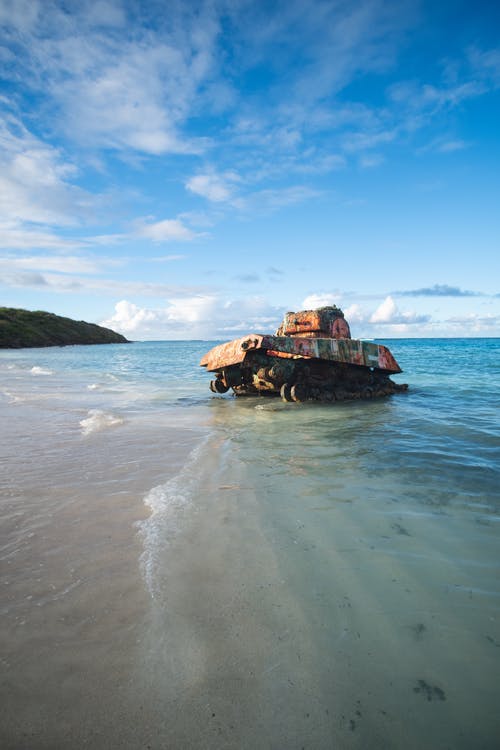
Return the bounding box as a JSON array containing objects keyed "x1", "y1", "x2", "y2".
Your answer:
[{"x1": 133, "y1": 430, "x2": 500, "y2": 750}]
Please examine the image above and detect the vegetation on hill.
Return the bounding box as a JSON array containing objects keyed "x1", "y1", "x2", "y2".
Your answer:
[{"x1": 0, "y1": 308, "x2": 130, "y2": 349}]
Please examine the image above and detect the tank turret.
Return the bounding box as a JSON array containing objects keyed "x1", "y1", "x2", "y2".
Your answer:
[{"x1": 275, "y1": 306, "x2": 351, "y2": 339}]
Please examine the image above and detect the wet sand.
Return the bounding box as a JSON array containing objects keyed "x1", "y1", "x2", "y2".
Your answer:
[{"x1": 1, "y1": 403, "x2": 201, "y2": 749}]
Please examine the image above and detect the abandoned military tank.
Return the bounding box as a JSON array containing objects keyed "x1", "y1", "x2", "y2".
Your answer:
[{"x1": 200, "y1": 305, "x2": 407, "y2": 403}]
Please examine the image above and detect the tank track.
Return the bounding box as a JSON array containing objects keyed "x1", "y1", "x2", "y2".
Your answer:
[{"x1": 211, "y1": 355, "x2": 407, "y2": 403}]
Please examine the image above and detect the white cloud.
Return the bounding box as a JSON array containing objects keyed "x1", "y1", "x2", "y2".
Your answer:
[
  {"x1": 163, "y1": 294, "x2": 284, "y2": 334},
  {"x1": 100, "y1": 292, "x2": 499, "y2": 341},
  {"x1": 101, "y1": 300, "x2": 160, "y2": 333},
  {"x1": 370, "y1": 295, "x2": 398, "y2": 323},
  {"x1": 2, "y1": 0, "x2": 498, "y2": 178},
  {"x1": 165, "y1": 295, "x2": 219, "y2": 325},
  {"x1": 0, "y1": 221, "x2": 83, "y2": 251},
  {"x1": 446, "y1": 312, "x2": 500, "y2": 333},
  {"x1": 0, "y1": 269, "x2": 209, "y2": 298},
  {"x1": 0, "y1": 254, "x2": 105, "y2": 274},
  {"x1": 343, "y1": 303, "x2": 365, "y2": 322},
  {"x1": 58, "y1": 45, "x2": 204, "y2": 155},
  {"x1": 150, "y1": 255, "x2": 187, "y2": 262},
  {"x1": 0, "y1": 112, "x2": 90, "y2": 228},
  {"x1": 298, "y1": 295, "x2": 433, "y2": 334},
  {"x1": 100, "y1": 296, "x2": 222, "y2": 338},
  {"x1": 185, "y1": 172, "x2": 320, "y2": 213},
  {"x1": 1, "y1": 2, "x2": 218, "y2": 156},
  {"x1": 370, "y1": 295, "x2": 430, "y2": 325},
  {"x1": 136, "y1": 218, "x2": 200, "y2": 242},
  {"x1": 100, "y1": 295, "x2": 286, "y2": 339},
  {"x1": 186, "y1": 172, "x2": 240, "y2": 202},
  {"x1": 301, "y1": 293, "x2": 340, "y2": 308}
]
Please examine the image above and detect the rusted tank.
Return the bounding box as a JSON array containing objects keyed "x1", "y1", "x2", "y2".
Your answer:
[{"x1": 200, "y1": 305, "x2": 407, "y2": 402}]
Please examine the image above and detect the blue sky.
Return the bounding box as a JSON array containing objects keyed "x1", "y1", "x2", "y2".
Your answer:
[{"x1": 0, "y1": 0, "x2": 499, "y2": 339}]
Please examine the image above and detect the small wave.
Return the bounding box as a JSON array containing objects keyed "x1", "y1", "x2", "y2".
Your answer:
[
  {"x1": 79, "y1": 409, "x2": 124, "y2": 436},
  {"x1": 87, "y1": 383, "x2": 100, "y2": 390},
  {"x1": 30, "y1": 366, "x2": 53, "y2": 376},
  {"x1": 255, "y1": 402, "x2": 288, "y2": 412},
  {"x1": 1, "y1": 389, "x2": 23, "y2": 403},
  {"x1": 140, "y1": 437, "x2": 209, "y2": 598}
]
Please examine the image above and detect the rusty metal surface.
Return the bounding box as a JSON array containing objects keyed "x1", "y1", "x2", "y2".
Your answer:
[
  {"x1": 199, "y1": 335, "x2": 264, "y2": 369},
  {"x1": 200, "y1": 334, "x2": 402, "y2": 373},
  {"x1": 276, "y1": 306, "x2": 351, "y2": 338}
]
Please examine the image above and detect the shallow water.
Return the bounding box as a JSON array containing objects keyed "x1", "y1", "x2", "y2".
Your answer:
[{"x1": 1, "y1": 339, "x2": 499, "y2": 748}]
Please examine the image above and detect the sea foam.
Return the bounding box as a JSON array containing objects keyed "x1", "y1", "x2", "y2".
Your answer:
[
  {"x1": 30, "y1": 366, "x2": 53, "y2": 375},
  {"x1": 79, "y1": 409, "x2": 124, "y2": 436},
  {"x1": 140, "y1": 437, "x2": 209, "y2": 598}
]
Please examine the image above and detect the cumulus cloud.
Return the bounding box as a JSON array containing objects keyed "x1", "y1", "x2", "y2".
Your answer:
[
  {"x1": 101, "y1": 300, "x2": 160, "y2": 333},
  {"x1": 101, "y1": 295, "x2": 286, "y2": 339},
  {"x1": 370, "y1": 296, "x2": 398, "y2": 323},
  {"x1": 343, "y1": 303, "x2": 365, "y2": 322},
  {"x1": 97, "y1": 292, "x2": 500, "y2": 340},
  {"x1": 301, "y1": 293, "x2": 431, "y2": 334},
  {"x1": 370, "y1": 295, "x2": 429, "y2": 325}
]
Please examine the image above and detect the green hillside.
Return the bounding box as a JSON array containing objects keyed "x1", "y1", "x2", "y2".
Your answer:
[{"x1": 0, "y1": 308, "x2": 130, "y2": 349}]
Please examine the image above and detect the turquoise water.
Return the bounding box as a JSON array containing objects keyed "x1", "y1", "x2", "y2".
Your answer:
[{"x1": 1, "y1": 338, "x2": 499, "y2": 748}]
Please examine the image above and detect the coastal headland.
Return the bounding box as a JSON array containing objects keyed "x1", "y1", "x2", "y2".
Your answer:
[{"x1": 0, "y1": 307, "x2": 129, "y2": 348}]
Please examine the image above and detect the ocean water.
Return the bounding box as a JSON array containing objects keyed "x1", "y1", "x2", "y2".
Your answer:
[{"x1": 1, "y1": 338, "x2": 499, "y2": 749}]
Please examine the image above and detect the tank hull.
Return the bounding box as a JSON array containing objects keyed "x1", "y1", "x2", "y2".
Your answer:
[{"x1": 200, "y1": 334, "x2": 407, "y2": 402}]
